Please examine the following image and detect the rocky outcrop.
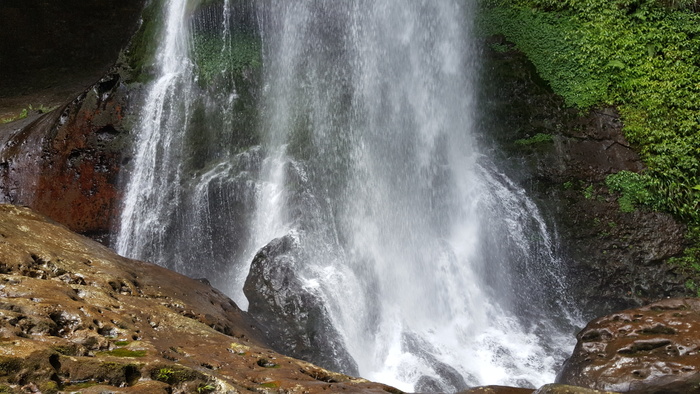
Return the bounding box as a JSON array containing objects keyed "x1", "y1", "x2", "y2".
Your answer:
[
  {"x1": 481, "y1": 38, "x2": 692, "y2": 318},
  {"x1": 457, "y1": 384, "x2": 617, "y2": 394},
  {"x1": 557, "y1": 298, "x2": 700, "y2": 393},
  {"x1": 0, "y1": 72, "x2": 137, "y2": 242},
  {"x1": 243, "y1": 232, "x2": 359, "y2": 377},
  {"x1": 0, "y1": 204, "x2": 400, "y2": 393}
]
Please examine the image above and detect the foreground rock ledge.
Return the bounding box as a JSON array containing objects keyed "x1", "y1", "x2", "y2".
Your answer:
[
  {"x1": 557, "y1": 297, "x2": 700, "y2": 393},
  {"x1": 0, "y1": 204, "x2": 399, "y2": 393}
]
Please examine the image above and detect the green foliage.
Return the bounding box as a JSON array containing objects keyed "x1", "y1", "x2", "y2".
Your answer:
[
  {"x1": 197, "y1": 383, "x2": 217, "y2": 393},
  {"x1": 0, "y1": 104, "x2": 57, "y2": 124},
  {"x1": 583, "y1": 184, "x2": 595, "y2": 200},
  {"x1": 514, "y1": 132, "x2": 553, "y2": 145},
  {"x1": 605, "y1": 170, "x2": 656, "y2": 212},
  {"x1": 480, "y1": 0, "x2": 700, "y2": 270},
  {"x1": 152, "y1": 366, "x2": 200, "y2": 385}
]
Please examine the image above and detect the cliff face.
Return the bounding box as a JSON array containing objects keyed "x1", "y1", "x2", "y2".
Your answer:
[
  {"x1": 0, "y1": 73, "x2": 135, "y2": 242},
  {"x1": 0, "y1": 0, "x2": 148, "y2": 241},
  {"x1": 480, "y1": 38, "x2": 693, "y2": 319}
]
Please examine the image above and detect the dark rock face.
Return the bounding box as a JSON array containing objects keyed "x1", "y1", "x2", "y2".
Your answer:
[
  {"x1": 557, "y1": 298, "x2": 700, "y2": 393},
  {"x1": 243, "y1": 233, "x2": 360, "y2": 376},
  {"x1": 0, "y1": 73, "x2": 137, "y2": 242},
  {"x1": 0, "y1": 204, "x2": 399, "y2": 393},
  {"x1": 481, "y1": 38, "x2": 691, "y2": 318},
  {"x1": 0, "y1": 0, "x2": 146, "y2": 101}
]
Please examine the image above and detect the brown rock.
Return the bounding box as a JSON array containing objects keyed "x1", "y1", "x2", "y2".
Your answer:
[
  {"x1": 458, "y1": 385, "x2": 535, "y2": 394},
  {"x1": 0, "y1": 74, "x2": 134, "y2": 242},
  {"x1": 0, "y1": 204, "x2": 401, "y2": 393},
  {"x1": 557, "y1": 298, "x2": 700, "y2": 393},
  {"x1": 533, "y1": 384, "x2": 618, "y2": 394}
]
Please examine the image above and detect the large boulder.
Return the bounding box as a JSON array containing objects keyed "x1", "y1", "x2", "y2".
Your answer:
[
  {"x1": 0, "y1": 204, "x2": 399, "y2": 393},
  {"x1": 557, "y1": 298, "x2": 700, "y2": 393},
  {"x1": 243, "y1": 232, "x2": 360, "y2": 376}
]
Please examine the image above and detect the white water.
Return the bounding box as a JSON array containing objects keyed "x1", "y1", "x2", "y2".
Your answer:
[{"x1": 117, "y1": 0, "x2": 580, "y2": 391}]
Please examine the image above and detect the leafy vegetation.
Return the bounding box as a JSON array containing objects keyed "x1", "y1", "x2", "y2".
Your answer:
[
  {"x1": 480, "y1": 0, "x2": 700, "y2": 275},
  {"x1": 0, "y1": 104, "x2": 58, "y2": 124},
  {"x1": 514, "y1": 132, "x2": 554, "y2": 145}
]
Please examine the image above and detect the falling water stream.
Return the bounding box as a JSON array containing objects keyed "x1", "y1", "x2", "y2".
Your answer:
[{"x1": 116, "y1": 0, "x2": 580, "y2": 391}]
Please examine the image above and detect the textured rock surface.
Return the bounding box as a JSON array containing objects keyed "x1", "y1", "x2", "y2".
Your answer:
[
  {"x1": 457, "y1": 384, "x2": 616, "y2": 394},
  {"x1": 0, "y1": 73, "x2": 136, "y2": 242},
  {"x1": 557, "y1": 298, "x2": 700, "y2": 393},
  {"x1": 458, "y1": 385, "x2": 535, "y2": 394},
  {"x1": 0, "y1": 204, "x2": 400, "y2": 393},
  {"x1": 481, "y1": 38, "x2": 691, "y2": 318},
  {"x1": 243, "y1": 233, "x2": 359, "y2": 377},
  {"x1": 533, "y1": 384, "x2": 618, "y2": 394}
]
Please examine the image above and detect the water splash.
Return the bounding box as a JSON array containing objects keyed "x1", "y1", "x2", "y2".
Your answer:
[{"x1": 117, "y1": 0, "x2": 580, "y2": 391}]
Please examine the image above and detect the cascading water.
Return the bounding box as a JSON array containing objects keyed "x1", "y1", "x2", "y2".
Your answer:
[{"x1": 117, "y1": 0, "x2": 581, "y2": 392}]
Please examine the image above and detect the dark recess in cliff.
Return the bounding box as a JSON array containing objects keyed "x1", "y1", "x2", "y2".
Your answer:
[{"x1": 0, "y1": 0, "x2": 146, "y2": 117}]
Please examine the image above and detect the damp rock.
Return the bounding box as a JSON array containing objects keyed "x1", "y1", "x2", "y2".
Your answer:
[
  {"x1": 557, "y1": 298, "x2": 700, "y2": 392},
  {"x1": 243, "y1": 232, "x2": 359, "y2": 376}
]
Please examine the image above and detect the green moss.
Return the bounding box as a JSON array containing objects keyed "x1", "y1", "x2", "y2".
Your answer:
[
  {"x1": 151, "y1": 365, "x2": 203, "y2": 385},
  {"x1": 197, "y1": 383, "x2": 217, "y2": 393},
  {"x1": 125, "y1": 0, "x2": 167, "y2": 82},
  {"x1": 38, "y1": 382, "x2": 58, "y2": 394},
  {"x1": 514, "y1": 132, "x2": 553, "y2": 145},
  {"x1": 97, "y1": 349, "x2": 147, "y2": 358},
  {"x1": 191, "y1": 32, "x2": 262, "y2": 87},
  {"x1": 114, "y1": 340, "x2": 131, "y2": 347},
  {"x1": 0, "y1": 358, "x2": 21, "y2": 376}
]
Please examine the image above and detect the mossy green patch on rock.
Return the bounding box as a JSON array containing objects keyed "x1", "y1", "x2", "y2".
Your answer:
[
  {"x1": 125, "y1": 0, "x2": 167, "y2": 82},
  {"x1": 96, "y1": 349, "x2": 147, "y2": 358}
]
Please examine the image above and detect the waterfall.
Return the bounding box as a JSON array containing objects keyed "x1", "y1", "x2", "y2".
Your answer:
[{"x1": 116, "y1": 0, "x2": 580, "y2": 391}]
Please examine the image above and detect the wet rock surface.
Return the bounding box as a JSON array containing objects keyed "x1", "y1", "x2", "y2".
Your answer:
[
  {"x1": 481, "y1": 38, "x2": 692, "y2": 318},
  {"x1": 0, "y1": 204, "x2": 400, "y2": 393},
  {"x1": 244, "y1": 232, "x2": 360, "y2": 377},
  {"x1": 557, "y1": 298, "x2": 700, "y2": 393},
  {"x1": 456, "y1": 384, "x2": 616, "y2": 394},
  {"x1": 0, "y1": 72, "x2": 137, "y2": 242}
]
